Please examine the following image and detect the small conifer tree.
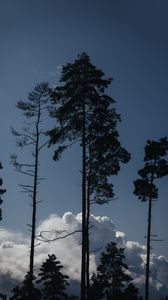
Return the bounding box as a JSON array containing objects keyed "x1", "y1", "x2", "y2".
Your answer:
[
  {"x1": 36, "y1": 254, "x2": 69, "y2": 300},
  {"x1": 90, "y1": 242, "x2": 132, "y2": 299},
  {"x1": 10, "y1": 273, "x2": 41, "y2": 300}
]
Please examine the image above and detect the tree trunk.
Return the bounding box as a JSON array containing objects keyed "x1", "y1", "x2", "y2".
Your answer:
[
  {"x1": 29, "y1": 102, "x2": 40, "y2": 298},
  {"x1": 86, "y1": 180, "x2": 91, "y2": 299},
  {"x1": 81, "y1": 96, "x2": 87, "y2": 300},
  {"x1": 145, "y1": 195, "x2": 152, "y2": 300},
  {"x1": 145, "y1": 167, "x2": 154, "y2": 300},
  {"x1": 86, "y1": 143, "x2": 92, "y2": 299}
]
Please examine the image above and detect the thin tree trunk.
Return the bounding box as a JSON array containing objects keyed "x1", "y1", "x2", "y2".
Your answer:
[
  {"x1": 145, "y1": 168, "x2": 154, "y2": 300},
  {"x1": 145, "y1": 195, "x2": 152, "y2": 300},
  {"x1": 86, "y1": 143, "x2": 92, "y2": 300},
  {"x1": 29, "y1": 102, "x2": 40, "y2": 298},
  {"x1": 81, "y1": 95, "x2": 87, "y2": 300},
  {"x1": 86, "y1": 188, "x2": 90, "y2": 300}
]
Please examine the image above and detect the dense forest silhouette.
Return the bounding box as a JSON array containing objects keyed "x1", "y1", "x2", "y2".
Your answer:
[{"x1": 0, "y1": 53, "x2": 168, "y2": 300}]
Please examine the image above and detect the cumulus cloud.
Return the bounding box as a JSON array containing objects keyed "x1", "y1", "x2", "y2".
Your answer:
[{"x1": 0, "y1": 212, "x2": 168, "y2": 299}]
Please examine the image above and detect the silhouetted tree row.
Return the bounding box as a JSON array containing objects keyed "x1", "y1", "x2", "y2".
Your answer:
[
  {"x1": 10, "y1": 254, "x2": 71, "y2": 300},
  {"x1": 7, "y1": 52, "x2": 168, "y2": 300},
  {"x1": 9, "y1": 243, "x2": 143, "y2": 300}
]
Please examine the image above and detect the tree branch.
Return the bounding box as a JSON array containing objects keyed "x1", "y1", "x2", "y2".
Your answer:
[{"x1": 36, "y1": 229, "x2": 82, "y2": 242}]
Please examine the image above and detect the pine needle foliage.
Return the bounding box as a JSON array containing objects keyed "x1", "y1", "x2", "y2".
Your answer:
[
  {"x1": 47, "y1": 53, "x2": 130, "y2": 300},
  {"x1": 36, "y1": 254, "x2": 69, "y2": 300},
  {"x1": 133, "y1": 137, "x2": 168, "y2": 300}
]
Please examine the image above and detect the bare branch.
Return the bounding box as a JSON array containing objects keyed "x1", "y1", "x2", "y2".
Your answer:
[
  {"x1": 19, "y1": 133, "x2": 36, "y2": 142},
  {"x1": 36, "y1": 229, "x2": 82, "y2": 242},
  {"x1": 38, "y1": 141, "x2": 49, "y2": 151},
  {"x1": 90, "y1": 246, "x2": 103, "y2": 254},
  {"x1": 18, "y1": 163, "x2": 35, "y2": 168},
  {"x1": 19, "y1": 184, "x2": 34, "y2": 188},
  {"x1": 15, "y1": 169, "x2": 34, "y2": 177}
]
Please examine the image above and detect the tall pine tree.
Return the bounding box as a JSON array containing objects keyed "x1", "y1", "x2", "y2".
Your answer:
[
  {"x1": 134, "y1": 137, "x2": 168, "y2": 300},
  {"x1": 48, "y1": 53, "x2": 130, "y2": 299}
]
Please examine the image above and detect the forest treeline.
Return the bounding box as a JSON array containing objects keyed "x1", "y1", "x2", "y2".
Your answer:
[{"x1": 0, "y1": 53, "x2": 168, "y2": 300}]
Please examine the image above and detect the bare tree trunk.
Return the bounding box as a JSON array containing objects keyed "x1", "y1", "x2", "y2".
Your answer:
[
  {"x1": 86, "y1": 143, "x2": 92, "y2": 300},
  {"x1": 81, "y1": 96, "x2": 87, "y2": 300},
  {"x1": 86, "y1": 194, "x2": 90, "y2": 300},
  {"x1": 145, "y1": 195, "x2": 152, "y2": 300},
  {"x1": 29, "y1": 102, "x2": 40, "y2": 298},
  {"x1": 145, "y1": 168, "x2": 154, "y2": 300}
]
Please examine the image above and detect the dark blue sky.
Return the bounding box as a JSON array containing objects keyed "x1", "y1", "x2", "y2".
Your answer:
[{"x1": 0, "y1": 0, "x2": 168, "y2": 257}]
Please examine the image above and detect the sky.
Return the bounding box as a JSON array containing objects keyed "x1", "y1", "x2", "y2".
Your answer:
[{"x1": 0, "y1": 0, "x2": 168, "y2": 297}]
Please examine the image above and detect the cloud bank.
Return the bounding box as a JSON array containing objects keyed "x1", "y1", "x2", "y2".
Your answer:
[{"x1": 0, "y1": 212, "x2": 168, "y2": 298}]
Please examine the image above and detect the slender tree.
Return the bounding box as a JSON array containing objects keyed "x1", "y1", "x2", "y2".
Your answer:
[
  {"x1": 48, "y1": 53, "x2": 130, "y2": 299},
  {"x1": 134, "y1": 137, "x2": 168, "y2": 300},
  {"x1": 11, "y1": 82, "x2": 50, "y2": 299},
  {"x1": 0, "y1": 162, "x2": 6, "y2": 221},
  {"x1": 36, "y1": 254, "x2": 69, "y2": 300},
  {"x1": 85, "y1": 102, "x2": 130, "y2": 294}
]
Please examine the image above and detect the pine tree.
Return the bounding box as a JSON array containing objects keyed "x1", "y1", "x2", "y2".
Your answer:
[
  {"x1": 48, "y1": 53, "x2": 130, "y2": 299},
  {"x1": 10, "y1": 286, "x2": 21, "y2": 300},
  {"x1": 10, "y1": 273, "x2": 41, "y2": 300},
  {"x1": 85, "y1": 98, "x2": 130, "y2": 294},
  {"x1": 90, "y1": 242, "x2": 132, "y2": 299},
  {"x1": 11, "y1": 82, "x2": 50, "y2": 298},
  {"x1": 0, "y1": 162, "x2": 6, "y2": 221},
  {"x1": 36, "y1": 254, "x2": 69, "y2": 300},
  {"x1": 134, "y1": 137, "x2": 168, "y2": 300}
]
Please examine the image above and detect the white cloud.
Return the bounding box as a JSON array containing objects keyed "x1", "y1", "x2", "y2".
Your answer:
[{"x1": 0, "y1": 212, "x2": 168, "y2": 299}]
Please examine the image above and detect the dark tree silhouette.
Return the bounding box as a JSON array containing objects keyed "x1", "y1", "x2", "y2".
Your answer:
[
  {"x1": 0, "y1": 162, "x2": 6, "y2": 221},
  {"x1": 10, "y1": 286, "x2": 21, "y2": 300},
  {"x1": 0, "y1": 293, "x2": 7, "y2": 300},
  {"x1": 84, "y1": 93, "x2": 130, "y2": 295},
  {"x1": 47, "y1": 53, "x2": 130, "y2": 299},
  {"x1": 36, "y1": 254, "x2": 69, "y2": 300},
  {"x1": 124, "y1": 283, "x2": 142, "y2": 300},
  {"x1": 10, "y1": 273, "x2": 41, "y2": 300},
  {"x1": 88, "y1": 273, "x2": 104, "y2": 300},
  {"x1": 11, "y1": 82, "x2": 50, "y2": 299},
  {"x1": 90, "y1": 242, "x2": 132, "y2": 299},
  {"x1": 134, "y1": 137, "x2": 168, "y2": 300}
]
